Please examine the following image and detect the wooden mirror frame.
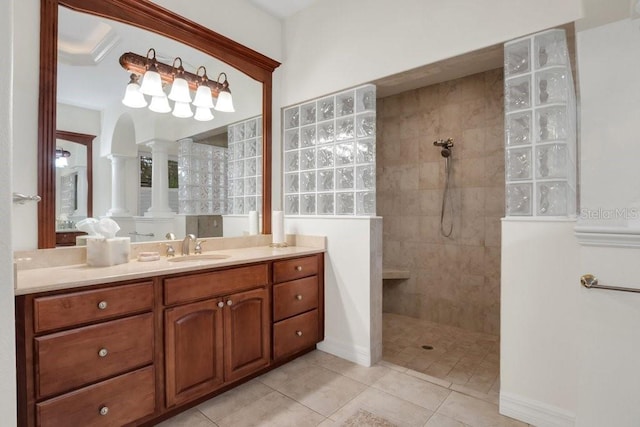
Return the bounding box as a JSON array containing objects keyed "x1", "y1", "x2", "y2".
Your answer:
[
  {"x1": 38, "y1": 0, "x2": 280, "y2": 248},
  {"x1": 55, "y1": 130, "x2": 94, "y2": 220}
]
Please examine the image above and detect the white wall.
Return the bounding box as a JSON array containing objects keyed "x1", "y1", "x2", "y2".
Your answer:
[
  {"x1": 577, "y1": 18, "x2": 640, "y2": 217},
  {"x1": 0, "y1": 0, "x2": 18, "y2": 424},
  {"x1": 576, "y1": 245, "x2": 640, "y2": 426},
  {"x1": 500, "y1": 219, "x2": 580, "y2": 426},
  {"x1": 56, "y1": 103, "x2": 113, "y2": 218},
  {"x1": 286, "y1": 217, "x2": 383, "y2": 366},
  {"x1": 281, "y1": 0, "x2": 582, "y2": 106},
  {"x1": 501, "y1": 14, "x2": 640, "y2": 427},
  {"x1": 11, "y1": 0, "x2": 283, "y2": 250}
]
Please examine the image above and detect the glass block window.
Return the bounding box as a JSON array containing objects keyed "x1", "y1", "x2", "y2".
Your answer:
[
  {"x1": 228, "y1": 116, "x2": 263, "y2": 214},
  {"x1": 283, "y1": 84, "x2": 376, "y2": 216},
  {"x1": 178, "y1": 141, "x2": 227, "y2": 215},
  {"x1": 504, "y1": 29, "x2": 576, "y2": 217}
]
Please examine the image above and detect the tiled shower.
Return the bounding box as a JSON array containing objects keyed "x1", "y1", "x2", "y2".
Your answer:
[{"x1": 378, "y1": 69, "x2": 505, "y2": 335}]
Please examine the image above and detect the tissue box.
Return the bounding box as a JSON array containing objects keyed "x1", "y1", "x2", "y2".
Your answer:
[{"x1": 86, "y1": 237, "x2": 131, "y2": 267}]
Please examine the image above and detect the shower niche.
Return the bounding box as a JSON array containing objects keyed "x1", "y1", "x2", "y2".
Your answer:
[{"x1": 504, "y1": 29, "x2": 577, "y2": 217}]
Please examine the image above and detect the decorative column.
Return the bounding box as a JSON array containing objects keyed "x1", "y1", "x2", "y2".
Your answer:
[
  {"x1": 106, "y1": 154, "x2": 131, "y2": 217},
  {"x1": 145, "y1": 139, "x2": 175, "y2": 218}
]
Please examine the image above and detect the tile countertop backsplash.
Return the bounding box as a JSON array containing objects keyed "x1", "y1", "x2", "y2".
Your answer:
[{"x1": 13, "y1": 234, "x2": 326, "y2": 295}]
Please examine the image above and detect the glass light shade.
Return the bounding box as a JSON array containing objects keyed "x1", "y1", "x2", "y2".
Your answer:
[
  {"x1": 214, "y1": 90, "x2": 235, "y2": 112},
  {"x1": 194, "y1": 107, "x2": 214, "y2": 122},
  {"x1": 122, "y1": 82, "x2": 147, "y2": 108},
  {"x1": 139, "y1": 70, "x2": 165, "y2": 97},
  {"x1": 168, "y1": 77, "x2": 192, "y2": 103},
  {"x1": 149, "y1": 95, "x2": 171, "y2": 113},
  {"x1": 55, "y1": 157, "x2": 68, "y2": 168},
  {"x1": 193, "y1": 85, "x2": 214, "y2": 108},
  {"x1": 172, "y1": 101, "x2": 193, "y2": 118}
]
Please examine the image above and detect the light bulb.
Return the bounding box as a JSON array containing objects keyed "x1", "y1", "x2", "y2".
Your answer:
[
  {"x1": 139, "y1": 69, "x2": 164, "y2": 97},
  {"x1": 168, "y1": 77, "x2": 192, "y2": 103},
  {"x1": 149, "y1": 95, "x2": 171, "y2": 113},
  {"x1": 194, "y1": 107, "x2": 214, "y2": 121},
  {"x1": 122, "y1": 82, "x2": 147, "y2": 108},
  {"x1": 214, "y1": 90, "x2": 235, "y2": 112},
  {"x1": 172, "y1": 101, "x2": 193, "y2": 118},
  {"x1": 193, "y1": 85, "x2": 214, "y2": 109}
]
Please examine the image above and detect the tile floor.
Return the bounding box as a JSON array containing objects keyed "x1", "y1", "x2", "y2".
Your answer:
[
  {"x1": 382, "y1": 313, "x2": 500, "y2": 397},
  {"x1": 158, "y1": 314, "x2": 528, "y2": 427}
]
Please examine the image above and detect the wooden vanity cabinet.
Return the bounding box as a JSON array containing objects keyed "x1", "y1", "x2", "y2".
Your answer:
[
  {"x1": 15, "y1": 280, "x2": 156, "y2": 427},
  {"x1": 272, "y1": 254, "x2": 324, "y2": 361},
  {"x1": 16, "y1": 254, "x2": 324, "y2": 427},
  {"x1": 163, "y1": 264, "x2": 270, "y2": 408}
]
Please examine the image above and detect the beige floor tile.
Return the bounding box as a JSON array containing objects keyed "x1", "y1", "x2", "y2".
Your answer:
[
  {"x1": 262, "y1": 363, "x2": 367, "y2": 417},
  {"x1": 425, "y1": 413, "x2": 469, "y2": 427},
  {"x1": 371, "y1": 371, "x2": 450, "y2": 411},
  {"x1": 437, "y1": 392, "x2": 527, "y2": 427},
  {"x1": 405, "y1": 368, "x2": 452, "y2": 388},
  {"x1": 197, "y1": 379, "x2": 274, "y2": 422},
  {"x1": 215, "y1": 390, "x2": 325, "y2": 427},
  {"x1": 304, "y1": 351, "x2": 392, "y2": 385},
  {"x1": 156, "y1": 408, "x2": 218, "y2": 427},
  {"x1": 329, "y1": 387, "x2": 433, "y2": 427},
  {"x1": 449, "y1": 383, "x2": 499, "y2": 405},
  {"x1": 377, "y1": 359, "x2": 409, "y2": 373},
  {"x1": 256, "y1": 357, "x2": 310, "y2": 390}
]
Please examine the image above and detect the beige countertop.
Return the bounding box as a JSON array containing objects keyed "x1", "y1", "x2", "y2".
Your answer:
[{"x1": 16, "y1": 244, "x2": 324, "y2": 296}]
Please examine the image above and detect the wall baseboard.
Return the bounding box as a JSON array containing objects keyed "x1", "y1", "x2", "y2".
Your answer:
[
  {"x1": 500, "y1": 392, "x2": 575, "y2": 427},
  {"x1": 317, "y1": 336, "x2": 371, "y2": 367}
]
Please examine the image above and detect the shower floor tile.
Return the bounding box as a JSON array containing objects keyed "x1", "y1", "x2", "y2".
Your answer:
[{"x1": 383, "y1": 312, "x2": 500, "y2": 397}]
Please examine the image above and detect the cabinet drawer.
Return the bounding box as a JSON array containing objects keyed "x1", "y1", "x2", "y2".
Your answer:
[
  {"x1": 165, "y1": 264, "x2": 268, "y2": 305},
  {"x1": 34, "y1": 281, "x2": 153, "y2": 333},
  {"x1": 273, "y1": 255, "x2": 318, "y2": 283},
  {"x1": 36, "y1": 366, "x2": 155, "y2": 427},
  {"x1": 35, "y1": 313, "x2": 154, "y2": 399},
  {"x1": 273, "y1": 309, "x2": 319, "y2": 359},
  {"x1": 273, "y1": 276, "x2": 318, "y2": 322}
]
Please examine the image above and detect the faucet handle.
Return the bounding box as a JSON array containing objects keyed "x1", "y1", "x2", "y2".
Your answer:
[
  {"x1": 194, "y1": 240, "x2": 203, "y2": 255},
  {"x1": 165, "y1": 244, "x2": 175, "y2": 257},
  {"x1": 165, "y1": 232, "x2": 176, "y2": 240}
]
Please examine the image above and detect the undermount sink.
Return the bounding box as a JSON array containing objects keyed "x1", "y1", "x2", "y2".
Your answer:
[{"x1": 168, "y1": 254, "x2": 231, "y2": 263}]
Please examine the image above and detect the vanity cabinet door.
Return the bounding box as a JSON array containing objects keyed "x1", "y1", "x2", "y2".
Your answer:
[
  {"x1": 223, "y1": 287, "x2": 270, "y2": 382},
  {"x1": 165, "y1": 299, "x2": 224, "y2": 407}
]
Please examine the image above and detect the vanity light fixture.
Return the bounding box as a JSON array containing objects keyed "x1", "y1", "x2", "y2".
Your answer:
[
  {"x1": 55, "y1": 147, "x2": 71, "y2": 168},
  {"x1": 121, "y1": 74, "x2": 147, "y2": 108},
  {"x1": 138, "y1": 49, "x2": 165, "y2": 97},
  {"x1": 119, "y1": 49, "x2": 235, "y2": 122}
]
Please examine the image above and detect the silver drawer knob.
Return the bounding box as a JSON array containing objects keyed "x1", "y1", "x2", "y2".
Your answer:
[
  {"x1": 295, "y1": 266, "x2": 302, "y2": 271},
  {"x1": 296, "y1": 330, "x2": 303, "y2": 337},
  {"x1": 99, "y1": 406, "x2": 109, "y2": 416},
  {"x1": 295, "y1": 294, "x2": 303, "y2": 301},
  {"x1": 227, "y1": 300, "x2": 233, "y2": 306},
  {"x1": 97, "y1": 301, "x2": 108, "y2": 310},
  {"x1": 98, "y1": 348, "x2": 108, "y2": 358},
  {"x1": 217, "y1": 301, "x2": 225, "y2": 308}
]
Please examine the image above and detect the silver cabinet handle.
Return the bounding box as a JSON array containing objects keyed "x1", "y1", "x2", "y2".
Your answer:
[
  {"x1": 217, "y1": 301, "x2": 224, "y2": 308},
  {"x1": 227, "y1": 300, "x2": 233, "y2": 306},
  {"x1": 98, "y1": 348, "x2": 108, "y2": 358},
  {"x1": 295, "y1": 294, "x2": 303, "y2": 301},
  {"x1": 99, "y1": 406, "x2": 109, "y2": 416},
  {"x1": 97, "y1": 301, "x2": 108, "y2": 310},
  {"x1": 296, "y1": 331, "x2": 303, "y2": 337},
  {"x1": 295, "y1": 266, "x2": 302, "y2": 271}
]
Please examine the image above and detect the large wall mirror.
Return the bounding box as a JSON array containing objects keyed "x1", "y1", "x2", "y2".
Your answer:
[{"x1": 38, "y1": 0, "x2": 279, "y2": 248}]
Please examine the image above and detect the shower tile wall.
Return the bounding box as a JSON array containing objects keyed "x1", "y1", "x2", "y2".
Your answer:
[{"x1": 377, "y1": 69, "x2": 504, "y2": 335}]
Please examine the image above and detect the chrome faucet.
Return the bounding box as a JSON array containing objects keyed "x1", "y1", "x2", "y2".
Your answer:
[{"x1": 182, "y1": 234, "x2": 196, "y2": 256}]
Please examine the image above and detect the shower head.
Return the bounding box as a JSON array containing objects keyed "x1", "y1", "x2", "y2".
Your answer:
[
  {"x1": 441, "y1": 148, "x2": 451, "y2": 158},
  {"x1": 433, "y1": 138, "x2": 454, "y2": 149}
]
